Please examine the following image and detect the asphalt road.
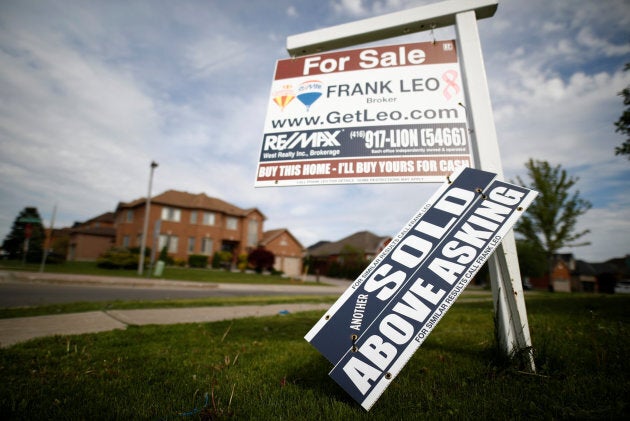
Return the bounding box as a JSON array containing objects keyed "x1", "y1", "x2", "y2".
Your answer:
[
  {"x1": 0, "y1": 273, "x2": 346, "y2": 308},
  {"x1": 0, "y1": 281, "x2": 258, "y2": 307}
]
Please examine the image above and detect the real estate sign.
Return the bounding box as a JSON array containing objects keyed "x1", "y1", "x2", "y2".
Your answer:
[
  {"x1": 255, "y1": 40, "x2": 471, "y2": 186},
  {"x1": 304, "y1": 167, "x2": 538, "y2": 409}
]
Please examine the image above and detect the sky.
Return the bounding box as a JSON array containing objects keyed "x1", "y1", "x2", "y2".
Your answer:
[{"x1": 0, "y1": 0, "x2": 628, "y2": 263}]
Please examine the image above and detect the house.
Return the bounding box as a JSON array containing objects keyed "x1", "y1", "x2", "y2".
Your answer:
[
  {"x1": 114, "y1": 190, "x2": 266, "y2": 264},
  {"x1": 67, "y1": 212, "x2": 116, "y2": 261},
  {"x1": 260, "y1": 229, "x2": 304, "y2": 277},
  {"x1": 306, "y1": 230, "x2": 392, "y2": 277},
  {"x1": 591, "y1": 256, "x2": 629, "y2": 293},
  {"x1": 573, "y1": 260, "x2": 598, "y2": 292},
  {"x1": 528, "y1": 253, "x2": 627, "y2": 293},
  {"x1": 529, "y1": 253, "x2": 577, "y2": 292},
  {"x1": 551, "y1": 254, "x2": 573, "y2": 292}
]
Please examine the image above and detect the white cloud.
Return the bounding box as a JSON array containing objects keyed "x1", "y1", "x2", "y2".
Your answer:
[
  {"x1": 331, "y1": 0, "x2": 368, "y2": 17},
  {"x1": 185, "y1": 35, "x2": 251, "y2": 79},
  {"x1": 287, "y1": 5, "x2": 298, "y2": 17},
  {"x1": 577, "y1": 27, "x2": 630, "y2": 57},
  {"x1": 330, "y1": 0, "x2": 417, "y2": 18}
]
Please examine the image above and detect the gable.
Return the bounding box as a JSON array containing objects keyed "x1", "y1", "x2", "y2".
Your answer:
[{"x1": 262, "y1": 228, "x2": 304, "y2": 250}]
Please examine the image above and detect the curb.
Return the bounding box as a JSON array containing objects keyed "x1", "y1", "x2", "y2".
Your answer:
[{"x1": 0, "y1": 303, "x2": 331, "y2": 348}]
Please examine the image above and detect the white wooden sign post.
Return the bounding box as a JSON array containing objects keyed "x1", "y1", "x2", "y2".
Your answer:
[{"x1": 287, "y1": 0, "x2": 535, "y2": 371}]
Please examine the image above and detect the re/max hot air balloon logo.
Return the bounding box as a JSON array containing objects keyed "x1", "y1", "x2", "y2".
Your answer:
[{"x1": 272, "y1": 80, "x2": 324, "y2": 112}]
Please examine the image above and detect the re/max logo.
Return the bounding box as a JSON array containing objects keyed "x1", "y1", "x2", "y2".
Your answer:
[{"x1": 263, "y1": 130, "x2": 341, "y2": 151}]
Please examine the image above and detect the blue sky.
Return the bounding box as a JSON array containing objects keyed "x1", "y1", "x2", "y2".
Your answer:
[{"x1": 1, "y1": 0, "x2": 628, "y2": 262}]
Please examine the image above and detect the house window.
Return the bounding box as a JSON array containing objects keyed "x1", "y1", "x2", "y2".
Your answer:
[
  {"x1": 126, "y1": 209, "x2": 133, "y2": 222},
  {"x1": 226, "y1": 217, "x2": 238, "y2": 230},
  {"x1": 123, "y1": 235, "x2": 130, "y2": 248},
  {"x1": 201, "y1": 238, "x2": 213, "y2": 255},
  {"x1": 190, "y1": 211, "x2": 197, "y2": 224},
  {"x1": 202, "y1": 212, "x2": 215, "y2": 226},
  {"x1": 161, "y1": 207, "x2": 181, "y2": 222},
  {"x1": 248, "y1": 219, "x2": 258, "y2": 247},
  {"x1": 158, "y1": 234, "x2": 179, "y2": 253},
  {"x1": 188, "y1": 237, "x2": 195, "y2": 253}
]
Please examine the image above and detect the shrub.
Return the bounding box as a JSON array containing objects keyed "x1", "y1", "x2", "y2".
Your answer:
[
  {"x1": 212, "y1": 251, "x2": 233, "y2": 270},
  {"x1": 248, "y1": 247, "x2": 275, "y2": 273},
  {"x1": 97, "y1": 247, "x2": 140, "y2": 269},
  {"x1": 158, "y1": 246, "x2": 174, "y2": 265},
  {"x1": 188, "y1": 254, "x2": 208, "y2": 268},
  {"x1": 237, "y1": 253, "x2": 248, "y2": 272},
  {"x1": 129, "y1": 246, "x2": 151, "y2": 257},
  {"x1": 211, "y1": 252, "x2": 221, "y2": 269}
]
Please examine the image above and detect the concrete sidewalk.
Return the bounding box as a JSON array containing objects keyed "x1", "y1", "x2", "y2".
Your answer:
[
  {"x1": 0, "y1": 270, "x2": 349, "y2": 348},
  {"x1": 0, "y1": 303, "x2": 331, "y2": 348}
]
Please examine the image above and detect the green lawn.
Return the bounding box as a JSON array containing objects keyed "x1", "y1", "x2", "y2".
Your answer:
[
  {"x1": 0, "y1": 260, "x2": 312, "y2": 285},
  {"x1": 0, "y1": 294, "x2": 627, "y2": 420}
]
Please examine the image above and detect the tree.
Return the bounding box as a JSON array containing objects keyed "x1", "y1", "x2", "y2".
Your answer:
[
  {"x1": 1, "y1": 207, "x2": 45, "y2": 262},
  {"x1": 515, "y1": 239, "x2": 547, "y2": 278},
  {"x1": 614, "y1": 63, "x2": 630, "y2": 158},
  {"x1": 513, "y1": 159, "x2": 592, "y2": 275},
  {"x1": 337, "y1": 244, "x2": 369, "y2": 279},
  {"x1": 248, "y1": 247, "x2": 275, "y2": 273}
]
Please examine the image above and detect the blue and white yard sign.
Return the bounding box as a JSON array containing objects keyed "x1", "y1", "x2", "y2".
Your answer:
[{"x1": 305, "y1": 166, "x2": 538, "y2": 410}]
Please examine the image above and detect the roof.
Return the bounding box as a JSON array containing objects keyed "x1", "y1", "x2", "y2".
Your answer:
[
  {"x1": 70, "y1": 226, "x2": 116, "y2": 237},
  {"x1": 308, "y1": 230, "x2": 390, "y2": 257},
  {"x1": 87, "y1": 212, "x2": 115, "y2": 224},
  {"x1": 575, "y1": 260, "x2": 597, "y2": 276},
  {"x1": 72, "y1": 212, "x2": 115, "y2": 228},
  {"x1": 307, "y1": 240, "x2": 330, "y2": 251},
  {"x1": 117, "y1": 190, "x2": 266, "y2": 218},
  {"x1": 261, "y1": 228, "x2": 304, "y2": 249}
]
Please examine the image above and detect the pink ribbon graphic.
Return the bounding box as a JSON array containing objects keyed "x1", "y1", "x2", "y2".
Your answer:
[{"x1": 442, "y1": 70, "x2": 460, "y2": 100}]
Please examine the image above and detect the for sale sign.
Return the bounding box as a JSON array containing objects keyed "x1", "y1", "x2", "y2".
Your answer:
[
  {"x1": 255, "y1": 40, "x2": 471, "y2": 187},
  {"x1": 304, "y1": 167, "x2": 538, "y2": 409}
]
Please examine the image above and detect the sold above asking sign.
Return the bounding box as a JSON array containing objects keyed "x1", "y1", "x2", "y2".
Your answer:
[{"x1": 304, "y1": 167, "x2": 538, "y2": 410}]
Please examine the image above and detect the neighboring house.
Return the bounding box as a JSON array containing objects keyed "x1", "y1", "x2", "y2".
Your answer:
[
  {"x1": 530, "y1": 253, "x2": 575, "y2": 292},
  {"x1": 114, "y1": 190, "x2": 266, "y2": 263},
  {"x1": 551, "y1": 254, "x2": 573, "y2": 292},
  {"x1": 528, "y1": 253, "x2": 629, "y2": 293},
  {"x1": 67, "y1": 212, "x2": 116, "y2": 261},
  {"x1": 260, "y1": 228, "x2": 304, "y2": 277},
  {"x1": 573, "y1": 260, "x2": 598, "y2": 292},
  {"x1": 306, "y1": 230, "x2": 392, "y2": 276},
  {"x1": 591, "y1": 256, "x2": 629, "y2": 294}
]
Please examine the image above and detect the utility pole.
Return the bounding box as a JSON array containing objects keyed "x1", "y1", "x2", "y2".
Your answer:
[
  {"x1": 39, "y1": 204, "x2": 57, "y2": 273},
  {"x1": 138, "y1": 161, "x2": 158, "y2": 276}
]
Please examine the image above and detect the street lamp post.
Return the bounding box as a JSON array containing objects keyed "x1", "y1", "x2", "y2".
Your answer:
[{"x1": 138, "y1": 161, "x2": 158, "y2": 276}]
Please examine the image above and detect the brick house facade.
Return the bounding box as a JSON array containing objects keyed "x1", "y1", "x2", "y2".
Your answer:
[
  {"x1": 67, "y1": 212, "x2": 116, "y2": 261},
  {"x1": 115, "y1": 190, "x2": 266, "y2": 263},
  {"x1": 261, "y1": 229, "x2": 304, "y2": 277}
]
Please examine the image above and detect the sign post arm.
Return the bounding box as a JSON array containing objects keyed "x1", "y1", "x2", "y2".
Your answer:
[
  {"x1": 455, "y1": 10, "x2": 535, "y2": 371},
  {"x1": 286, "y1": 0, "x2": 498, "y2": 57}
]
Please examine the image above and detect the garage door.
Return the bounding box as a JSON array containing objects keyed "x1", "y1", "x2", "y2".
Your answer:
[{"x1": 276, "y1": 256, "x2": 302, "y2": 277}]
